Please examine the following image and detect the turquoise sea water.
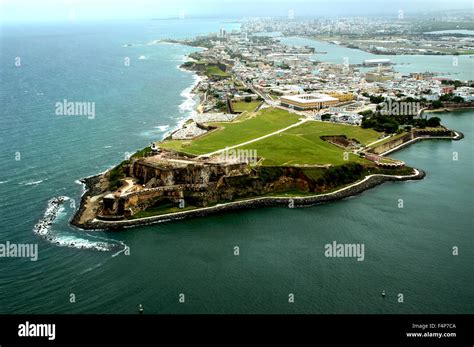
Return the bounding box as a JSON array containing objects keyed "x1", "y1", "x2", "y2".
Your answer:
[
  {"x1": 281, "y1": 36, "x2": 474, "y2": 80},
  {"x1": 0, "y1": 20, "x2": 473, "y2": 314}
]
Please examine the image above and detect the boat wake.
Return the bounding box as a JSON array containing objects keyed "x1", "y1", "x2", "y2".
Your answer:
[{"x1": 33, "y1": 197, "x2": 121, "y2": 252}]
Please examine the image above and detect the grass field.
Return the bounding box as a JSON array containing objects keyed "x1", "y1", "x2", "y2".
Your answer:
[
  {"x1": 160, "y1": 108, "x2": 301, "y2": 155},
  {"x1": 232, "y1": 101, "x2": 260, "y2": 113},
  {"x1": 205, "y1": 65, "x2": 230, "y2": 78},
  {"x1": 160, "y1": 107, "x2": 382, "y2": 166},
  {"x1": 236, "y1": 121, "x2": 381, "y2": 166}
]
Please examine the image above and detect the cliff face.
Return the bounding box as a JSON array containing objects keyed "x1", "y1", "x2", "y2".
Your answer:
[
  {"x1": 130, "y1": 159, "x2": 248, "y2": 187},
  {"x1": 116, "y1": 176, "x2": 306, "y2": 216},
  {"x1": 77, "y1": 169, "x2": 425, "y2": 231},
  {"x1": 98, "y1": 163, "x2": 330, "y2": 220},
  {"x1": 95, "y1": 161, "x2": 378, "y2": 220}
]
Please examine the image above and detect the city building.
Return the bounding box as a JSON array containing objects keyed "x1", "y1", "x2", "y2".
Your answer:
[
  {"x1": 280, "y1": 93, "x2": 339, "y2": 110},
  {"x1": 363, "y1": 59, "x2": 391, "y2": 67}
]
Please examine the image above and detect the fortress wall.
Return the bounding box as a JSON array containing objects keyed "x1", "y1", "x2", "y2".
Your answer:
[
  {"x1": 369, "y1": 133, "x2": 413, "y2": 155},
  {"x1": 83, "y1": 170, "x2": 426, "y2": 230}
]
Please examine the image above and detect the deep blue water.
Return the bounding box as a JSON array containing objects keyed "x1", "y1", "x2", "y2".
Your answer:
[{"x1": 0, "y1": 20, "x2": 472, "y2": 314}]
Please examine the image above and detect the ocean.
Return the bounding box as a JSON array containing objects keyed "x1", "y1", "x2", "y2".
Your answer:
[{"x1": 0, "y1": 20, "x2": 472, "y2": 314}]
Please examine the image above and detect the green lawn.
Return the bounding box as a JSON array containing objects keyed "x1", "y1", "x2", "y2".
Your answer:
[
  {"x1": 236, "y1": 121, "x2": 382, "y2": 166},
  {"x1": 160, "y1": 108, "x2": 382, "y2": 166},
  {"x1": 232, "y1": 101, "x2": 260, "y2": 113},
  {"x1": 205, "y1": 65, "x2": 229, "y2": 78},
  {"x1": 160, "y1": 108, "x2": 301, "y2": 155}
]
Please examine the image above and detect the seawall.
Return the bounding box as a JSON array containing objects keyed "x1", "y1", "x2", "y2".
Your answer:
[{"x1": 75, "y1": 169, "x2": 425, "y2": 230}]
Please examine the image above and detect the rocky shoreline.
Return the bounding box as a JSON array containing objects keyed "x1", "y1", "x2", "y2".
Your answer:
[
  {"x1": 72, "y1": 169, "x2": 425, "y2": 230},
  {"x1": 70, "y1": 126, "x2": 462, "y2": 231},
  {"x1": 69, "y1": 40, "x2": 464, "y2": 231},
  {"x1": 70, "y1": 174, "x2": 102, "y2": 229}
]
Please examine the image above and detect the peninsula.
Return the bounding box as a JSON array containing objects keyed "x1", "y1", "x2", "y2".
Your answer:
[{"x1": 72, "y1": 27, "x2": 467, "y2": 230}]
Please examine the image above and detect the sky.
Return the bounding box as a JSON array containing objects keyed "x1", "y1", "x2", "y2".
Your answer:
[{"x1": 0, "y1": 0, "x2": 472, "y2": 23}]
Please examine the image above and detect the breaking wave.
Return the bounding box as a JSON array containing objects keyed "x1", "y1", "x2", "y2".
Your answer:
[{"x1": 33, "y1": 196, "x2": 121, "y2": 252}]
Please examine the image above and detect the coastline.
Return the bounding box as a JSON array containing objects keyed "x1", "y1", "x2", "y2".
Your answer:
[
  {"x1": 70, "y1": 49, "x2": 205, "y2": 229},
  {"x1": 380, "y1": 131, "x2": 464, "y2": 156},
  {"x1": 304, "y1": 35, "x2": 471, "y2": 56},
  {"x1": 170, "y1": 53, "x2": 205, "y2": 138},
  {"x1": 424, "y1": 106, "x2": 474, "y2": 113},
  {"x1": 70, "y1": 39, "x2": 468, "y2": 231},
  {"x1": 73, "y1": 168, "x2": 425, "y2": 230},
  {"x1": 71, "y1": 126, "x2": 463, "y2": 231}
]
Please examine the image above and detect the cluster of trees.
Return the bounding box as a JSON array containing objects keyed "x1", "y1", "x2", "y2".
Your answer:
[
  {"x1": 429, "y1": 94, "x2": 464, "y2": 109},
  {"x1": 216, "y1": 100, "x2": 227, "y2": 112},
  {"x1": 360, "y1": 109, "x2": 441, "y2": 133},
  {"x1": 358, "y1": 94, "x2": 450, "y2": 133},
  {"x1": 440, "y1": 80, "x2": 464, "y2": 88},
  {"x1": 360, "y1": 109, "x2": 413, "y2": 133},
  {"x1": 315, "y1": 163, "x2": 364, "y2": 188},
  {"x1": 439, "y1": 93, "x2": 465, "y2": 103}
]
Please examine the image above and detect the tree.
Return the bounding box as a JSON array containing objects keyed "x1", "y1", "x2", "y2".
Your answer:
[
  {"x1": 358, "y1": 110, "x2": 373, "y2": 117},
  {"x1": 369, "y1": 95, "x2": 385, "y2": 104},
  {"x1": 244, "y1": 96, "x2": 252, "y2": 103},
  {"x1": 321, "y1": 114, "x2": 331, "y2": 121},
  {"x1": 415, "y1": 119, "x2": 428, "y2": 129},
  {"x1": 451, "y1": 96, "x2": 465, "y2": 103},
  {"x1": 427, "y1": 117, "x2": 441, "y2": 127},
  {"x1": 432, "y1": 100, "x2": 443, "y2": 109},
  {"x1": 382, "y1": 122, "x2": 398, "y2": 134},
  {"x1": 440, "y1": 93, "x2": 454, "y2": 102}
]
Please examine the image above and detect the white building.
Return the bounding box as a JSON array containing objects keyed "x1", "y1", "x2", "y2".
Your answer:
[{"x1": 280, "y1": 93, "x2": 339, "y2": 110}]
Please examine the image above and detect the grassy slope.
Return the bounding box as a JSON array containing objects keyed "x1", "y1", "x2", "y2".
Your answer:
[
  {"x1": 237, "y1": 121, "x2": 382, "y2": 166},
  {"x1": 232, "y1": 101, "x2": 260, "y2": 113},
  {"x1": 160, "y1": 108, "x2": 301, "y2": 155},
  {"x1": 205, "y1": 65, "x2": 229, "y2": 77}
]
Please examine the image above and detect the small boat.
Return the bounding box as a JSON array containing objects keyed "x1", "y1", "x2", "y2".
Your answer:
[{"x1": 381, "y1": 290, "x2": 386, "y2": 297}]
